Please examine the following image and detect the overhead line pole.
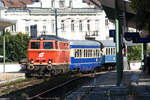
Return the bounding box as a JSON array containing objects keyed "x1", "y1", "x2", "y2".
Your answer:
[{"x1": 115, "y1": 0, "x2": 122, "y2": 86}]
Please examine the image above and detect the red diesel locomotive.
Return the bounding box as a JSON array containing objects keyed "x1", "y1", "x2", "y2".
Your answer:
[{"x1": 26, "y1": 35, "x2": 70, "y2": 77}]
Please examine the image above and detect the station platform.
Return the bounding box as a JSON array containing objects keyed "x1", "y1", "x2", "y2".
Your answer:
[
  {"x1": 0, "y1": 72, "x2": 25, "y2": 84},
  {"x1": 66, "y1": 70, "x2": 150, "y2": 100}
]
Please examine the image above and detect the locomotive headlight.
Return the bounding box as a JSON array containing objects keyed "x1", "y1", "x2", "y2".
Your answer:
[
  {"x1": 48, "y1": 59, "x2": 52, "y2": 64},
  {"x1": 31, "y1": 60, "x2": 34, "y2": 64},
  {"x1": 29, "y1": 59, "x2": 34, "y2": 64}
]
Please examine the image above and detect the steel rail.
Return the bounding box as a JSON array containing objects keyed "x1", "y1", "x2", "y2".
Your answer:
[{"x1": 28, "y1": 77, "x2": 80, "y2": 100}]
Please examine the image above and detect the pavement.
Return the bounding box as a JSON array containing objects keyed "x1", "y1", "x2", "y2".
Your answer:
[
  {"x1": 0, "y1": 63, "x2": 25, "y2": 84},
  {"x1": 66, "y1": 70, "x2": 150, "y2": 100}
]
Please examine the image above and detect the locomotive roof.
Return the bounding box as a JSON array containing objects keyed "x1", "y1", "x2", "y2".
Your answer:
[
  {"x1": 99, "y1": 40, "x2": 115, "y2": 47},
  {"x1": 31, "y1": 35, "x2": 68, "y2": 41},
  {"x1": 69, "y1": 40, "x2": 100, "y2": 46}
]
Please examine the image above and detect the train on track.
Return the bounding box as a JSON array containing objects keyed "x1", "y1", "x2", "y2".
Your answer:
[
  {"x1": 100, "y1": 40, "x2": 116, "y2": 70},
  {"x1": 21, "y1": 35, "x2": 116, "y2": 77}
]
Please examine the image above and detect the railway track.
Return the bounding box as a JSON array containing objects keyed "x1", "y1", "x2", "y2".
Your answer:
[
  {"x1": 28, "y1": 77, "x2": 81, "y2": 100},
  {"x1": 0, "y1": 70, "x2": 113, "y2": 99},
  {"x1": 27, "y1": 70, "x2": 112, "y2": 100}
]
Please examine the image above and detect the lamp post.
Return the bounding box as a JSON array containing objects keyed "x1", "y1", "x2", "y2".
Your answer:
[{"x1": 54, "y1": 8, "x2": 58, "y2": 37}]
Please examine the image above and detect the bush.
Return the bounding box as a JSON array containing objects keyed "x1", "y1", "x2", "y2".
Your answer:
[{"x1": 0, "y1": 31, "x2": 30, "y2": 62}]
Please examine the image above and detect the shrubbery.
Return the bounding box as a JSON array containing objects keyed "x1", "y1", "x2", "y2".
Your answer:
[
  {"x1": 0, "y1": 31, "x2": 30, "y2": 62},
  {"x1": 127, "y1": 45, "x2": 150, "y2": 62}
]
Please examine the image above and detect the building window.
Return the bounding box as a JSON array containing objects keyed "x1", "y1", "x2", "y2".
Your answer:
[
  {"x1": 79, "y1": 20, "x2": 82, "y2": 31},
  {"x1": 87, "y1": 20, "x2": 90, "y2": 31},
  {"x1": 61, "y1": 20, "x2": 65, "y2": 32},
  {"x1": 69, "y1": 0, "x2": 72, "y2": 8},
  {"x1": 82, "y1": 0, "x2": 86, "y2": 3},
  {"x1": 59, "y1": 0, "x2": 64, "y2": 8},
  {"x1": 25, "y1": 26, "x2": 29, "y2": 32},
  {"x1": 51, "y1": 20, "x2": 55, "y2": 33},
  {"x1": 51, "y1": 0, "x2": 54, "y2": 7},
  {"x1": 11, "y1": 24, "x2": 16, "y2": 32},
  {"x1": 105, "y1": 18, "x2": 109, "y2": 26},
  {"x1": 35, "y1": 0, "x2": 40, "y2": 2},
  {"x1": 95, "y1": 20, "x2": 99, "y2": 31},
  {"x1": 71, "y1": 20, "x2": 75, "y2": 32},
  {"x1": 43, "y1": 25, "x2": 46, "y2": 33}
]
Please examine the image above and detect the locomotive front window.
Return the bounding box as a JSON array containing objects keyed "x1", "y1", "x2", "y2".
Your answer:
[
  {"x1": 43, "y1": 42, "x2": 53, "y2": 49},
  {"x1": 31, "y1": 42, "x2": 40, "y2": 49}
]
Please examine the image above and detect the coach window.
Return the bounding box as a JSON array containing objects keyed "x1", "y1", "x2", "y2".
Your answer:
[
  {"x1": 93, "y1": 50, "x2": 96, "y2": 57},
  {"x1": 43, "y1": 42, "x2": 53, "y2": 49},
  {"x1": 87, "y1": 50, "x2": 89, "y2": 57},
  {"x1": 112, "y1": 48, "x2": 116, "y2": 54},
  {"x1": 85, "y1": 50, "x2": 87, "y2": 57},
  {"x1": 90, "y1": 50, "x2": 92, "y2": 57},
  {"x1": 75, "y1": 49, "x2": 77, "y2": 57},
  {"x1": 110, "y1": 48, "x2": 112, "y2": 55},
  {"x1": 79, "y1": 49, "x2": 82, "y2": 57},
  {"x1": 109, "y1": 48, "x2": 111, "y2": 55},
  {"x1": 75, "y1": 49, "x2": 79, "y2": 58},
  {"x1": 106, "y1": 48, "x2": 108, "y2": 55},
  {"x1": 98, "y1": 50, "x2": 100, "y2": 57},
  {"x1": 84, "y1": 49, "x2": 86, "y2": 58}
]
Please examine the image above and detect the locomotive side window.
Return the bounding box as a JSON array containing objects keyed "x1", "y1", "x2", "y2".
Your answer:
[
  {"x1": 31, "y1": 42, "x2": 40, "y2": 49},
  {"x1": 43, "y1": 42, "x2": 53, "y2": 49}
]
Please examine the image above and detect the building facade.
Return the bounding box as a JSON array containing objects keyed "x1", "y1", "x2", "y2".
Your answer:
[{"x1": 0, "y1": 0, "x2": 115, "y2": 40}]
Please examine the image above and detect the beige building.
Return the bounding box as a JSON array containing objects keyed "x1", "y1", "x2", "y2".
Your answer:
[{"x1": 0, "y1": 0, "x2": 115, "y2": 40}]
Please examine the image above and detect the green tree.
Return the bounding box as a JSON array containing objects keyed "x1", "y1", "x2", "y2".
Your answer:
[
  {"x1": 127, "y1": 45, "x2": 141, "y2": 62},
  {"x1": 0, "y1": 31, "x2": 30, "y2": 62}
]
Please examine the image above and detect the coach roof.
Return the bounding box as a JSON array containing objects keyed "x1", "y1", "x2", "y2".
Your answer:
[
  {"x1": 99, "y1": 40, "x2": 115, "y2": 47},
  {"x1": 69, "y1": 40, "x2": 100, "y2": 46}
]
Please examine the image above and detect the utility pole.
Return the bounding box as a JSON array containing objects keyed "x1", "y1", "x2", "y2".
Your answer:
[
  {"x1": 54, "y1": 8, "x2": 58, "y2": 37},
  {"x1": 3, "y1": 29, "x2": 5, "y2": 73}
]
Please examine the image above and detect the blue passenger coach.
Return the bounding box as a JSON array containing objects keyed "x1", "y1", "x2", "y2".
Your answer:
[
  {"x1": 100, "y1": 40, "x2": 116, "y2": 68},
  {"x1": 69, "y1": 40, "x2": 102, "y2": 72}
]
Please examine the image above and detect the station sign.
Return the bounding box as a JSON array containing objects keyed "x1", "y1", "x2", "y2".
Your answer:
[
  {"x1": 124, "y1": 32, "x2": 150, "y2": 43},
  {"x1": 109, "y1": 30, "x2": 116, "y2": 42}
]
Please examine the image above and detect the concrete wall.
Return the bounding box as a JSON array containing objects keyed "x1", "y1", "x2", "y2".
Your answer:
[{"x1": 0, "y1": 63, "x2": 21, "y2": 72}]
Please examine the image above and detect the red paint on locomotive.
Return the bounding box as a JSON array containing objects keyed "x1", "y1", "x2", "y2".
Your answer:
[{"x1": 28, "y1": 40, "x2": 70, "y2": 65}]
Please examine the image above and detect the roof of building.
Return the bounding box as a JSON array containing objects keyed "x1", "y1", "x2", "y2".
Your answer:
[
  {"x1": 0, "y1": 0, "x2": 100, "y2": 8},
  {"x1": 0, "y1": 0, "x2": 34, "y2": 8}
]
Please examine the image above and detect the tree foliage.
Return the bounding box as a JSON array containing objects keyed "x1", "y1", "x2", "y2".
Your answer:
[
  {"x1": 130, "y1": 0, "x2": 150, "y2": 31},
  {"x1": 0, "y1": 31, "x2": 30, "y2": 62},
  {"x1": 127, "y1": 45, "x2": 141, "y2": 62},
  {"x1": 127, "y1": 45, "x2": 150, "y2": 62}
]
